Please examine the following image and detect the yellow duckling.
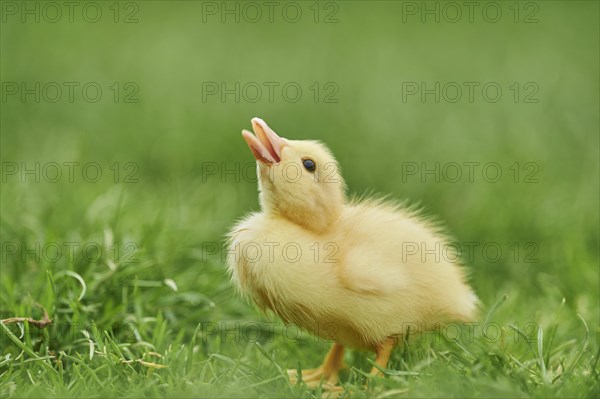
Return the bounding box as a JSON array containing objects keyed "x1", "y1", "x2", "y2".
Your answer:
[{"x1": 227, "y1": 118, "x2": 477, "y2": 390}]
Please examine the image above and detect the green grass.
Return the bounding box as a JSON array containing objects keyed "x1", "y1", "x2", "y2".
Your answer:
[{"x1": 1, "y1": 1, "x2": 598, "y2": 398}]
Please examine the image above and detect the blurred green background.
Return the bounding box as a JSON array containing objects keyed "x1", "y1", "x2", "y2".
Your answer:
[{"x1": 1, "y1": 1, "x2": 598, "y2": 398}]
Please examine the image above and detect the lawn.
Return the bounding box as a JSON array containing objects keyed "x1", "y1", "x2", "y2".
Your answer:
[{"x1": 1, "y1": 1, "x2": 598, "y2": 398}]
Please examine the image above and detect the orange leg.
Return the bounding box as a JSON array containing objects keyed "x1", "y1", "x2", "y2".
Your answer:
[
  {"x1": 288, "y1": 342, "x2": 346, "y2": 389},
  {"x1": 369, "y1": 337, "x2": 395, "y2": 376}
]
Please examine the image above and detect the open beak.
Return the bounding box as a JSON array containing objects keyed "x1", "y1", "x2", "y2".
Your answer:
[{"x1": 242, "y1": 118, "x2": 288, "y2": 165}]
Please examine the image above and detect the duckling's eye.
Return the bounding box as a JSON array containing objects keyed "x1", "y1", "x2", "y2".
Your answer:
[{"x1": 302, "y1": 159, "x2": 316, "y2": 172}]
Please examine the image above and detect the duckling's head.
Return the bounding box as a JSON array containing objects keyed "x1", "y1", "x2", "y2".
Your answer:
[{"x1": 242, "y1": 117, "x2": 346, "y2": 232}]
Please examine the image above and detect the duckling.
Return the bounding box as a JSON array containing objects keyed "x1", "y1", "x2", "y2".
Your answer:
[{"x1": 226, "y1": 118, "x2": 477, "y2": 390}]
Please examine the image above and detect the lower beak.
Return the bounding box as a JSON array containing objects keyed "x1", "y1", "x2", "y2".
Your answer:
[{"x1": 242, "y1": 118, "x2": 288, "y2": 165}]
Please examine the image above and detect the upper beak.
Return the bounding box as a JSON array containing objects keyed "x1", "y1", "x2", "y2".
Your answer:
[{"x1": 242, "y1": 118, "x2": 288, "y2": 165}]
